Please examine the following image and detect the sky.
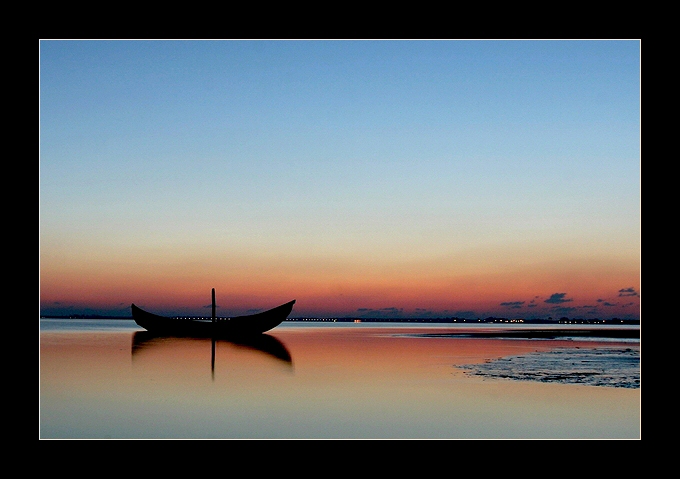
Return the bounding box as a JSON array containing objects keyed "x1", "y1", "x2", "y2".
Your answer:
[{"x1": 39, "y1": 40, "x2": 640, "y2": 320}]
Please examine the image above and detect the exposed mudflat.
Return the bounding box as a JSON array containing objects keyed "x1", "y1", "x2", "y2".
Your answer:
[{"x1": 458, "y1": 346, "x2": 640, "y2": 388}]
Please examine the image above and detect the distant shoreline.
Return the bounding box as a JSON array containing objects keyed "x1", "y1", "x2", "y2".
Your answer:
[{"x1": 40, "y1": 315, "x2": 640, "y2": 325}]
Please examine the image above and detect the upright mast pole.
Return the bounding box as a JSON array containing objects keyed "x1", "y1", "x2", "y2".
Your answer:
[
  {"x1": 211, "y1": 288, "x2": 216, "y2": 379},
  {"x1": 212, "y1": 288, "x2": 216, "y2": 323}
]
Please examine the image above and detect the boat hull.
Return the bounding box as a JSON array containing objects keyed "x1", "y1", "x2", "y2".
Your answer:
[{"x1": 131, "y1": 300, "x2": 295, "y2": 337}]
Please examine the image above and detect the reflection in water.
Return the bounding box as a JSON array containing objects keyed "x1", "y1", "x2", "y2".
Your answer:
[
  {"x1": 41, "y1": 324, "x2": 640, "y2": 439},
  {"x1": 131, "y1": 331, "x2": 293, "y2": 379}
]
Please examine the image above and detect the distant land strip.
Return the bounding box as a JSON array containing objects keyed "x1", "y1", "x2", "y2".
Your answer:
[
  {"x1": 404, "y1": 329, "x2": 640, "y2": 339},
  {"x1": 40, "y1": 314, "x2": 639, "y2": 325}
]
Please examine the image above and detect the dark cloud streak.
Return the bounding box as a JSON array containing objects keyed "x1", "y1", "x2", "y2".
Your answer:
[
  {"x1": 500, "y1": 301, "x2": 525, "y2": 309},
  {"x1": 545, "y1": 293, "x2": 573, "y2": 304}
]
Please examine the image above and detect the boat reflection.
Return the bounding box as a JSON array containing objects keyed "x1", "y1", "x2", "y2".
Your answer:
[{"x1": 131, "y1": 331, "x2": 293, "y2": 379}]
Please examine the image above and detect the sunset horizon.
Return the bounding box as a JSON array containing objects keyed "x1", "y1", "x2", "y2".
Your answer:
[{"x1": 39, "y1": 40, "x2": 640, "y2": 322}]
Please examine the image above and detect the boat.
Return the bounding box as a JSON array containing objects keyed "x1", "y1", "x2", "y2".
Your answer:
[{"x1": 131, "y1": 289, "x2": 295, "y2": 337}]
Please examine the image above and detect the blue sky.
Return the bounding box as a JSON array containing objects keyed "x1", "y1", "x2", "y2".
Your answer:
[{"x1": 40, "y1": 40, "x2": 640, "y2": 319}]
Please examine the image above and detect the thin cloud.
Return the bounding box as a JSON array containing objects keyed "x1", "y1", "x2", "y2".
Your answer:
[
  {"x1": 545, "y1": 293, "x2": 573, "y2": 304},
  {"x1": 500, "y1": 301, "x2": 524, "y2": 309},
  {"x1": 550, "y1": 306, "x2": 577, "y2": 315},
  {"x1": 618, "y1": 287, "x2": 639, "y2": 297}
]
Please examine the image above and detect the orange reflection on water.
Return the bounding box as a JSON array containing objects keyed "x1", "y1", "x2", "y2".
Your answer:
[{"x1": 40, "y1": 325, "x2": 640, "y2": 439}]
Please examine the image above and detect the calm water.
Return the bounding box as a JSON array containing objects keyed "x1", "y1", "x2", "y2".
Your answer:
[{"x1": 39, "y1": 319, "x2": 640, "y2": 439}]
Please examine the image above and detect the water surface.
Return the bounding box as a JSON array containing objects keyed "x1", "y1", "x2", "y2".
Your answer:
[{"x1": 40, "y1": 319, "x2": 640, "y2": 439}]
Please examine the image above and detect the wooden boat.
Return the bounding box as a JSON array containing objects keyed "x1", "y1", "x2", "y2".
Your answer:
[{"x1": 131, "y1": 289, "x2": 295, "y2": 337}]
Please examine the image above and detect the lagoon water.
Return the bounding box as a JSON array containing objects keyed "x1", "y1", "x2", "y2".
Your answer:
[{"x1": 40, "y1": 319, "x2": 640, "y2": 439}]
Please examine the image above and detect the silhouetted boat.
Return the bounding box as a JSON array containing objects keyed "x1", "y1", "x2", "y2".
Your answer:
[{"x1": 131, "y1": 289, "x2": 295, "y2": 337}]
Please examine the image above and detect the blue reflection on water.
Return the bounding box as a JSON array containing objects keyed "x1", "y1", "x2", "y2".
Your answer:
[{"x1": 39, "y1": 318, "x2": 141, "y2": 332}]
